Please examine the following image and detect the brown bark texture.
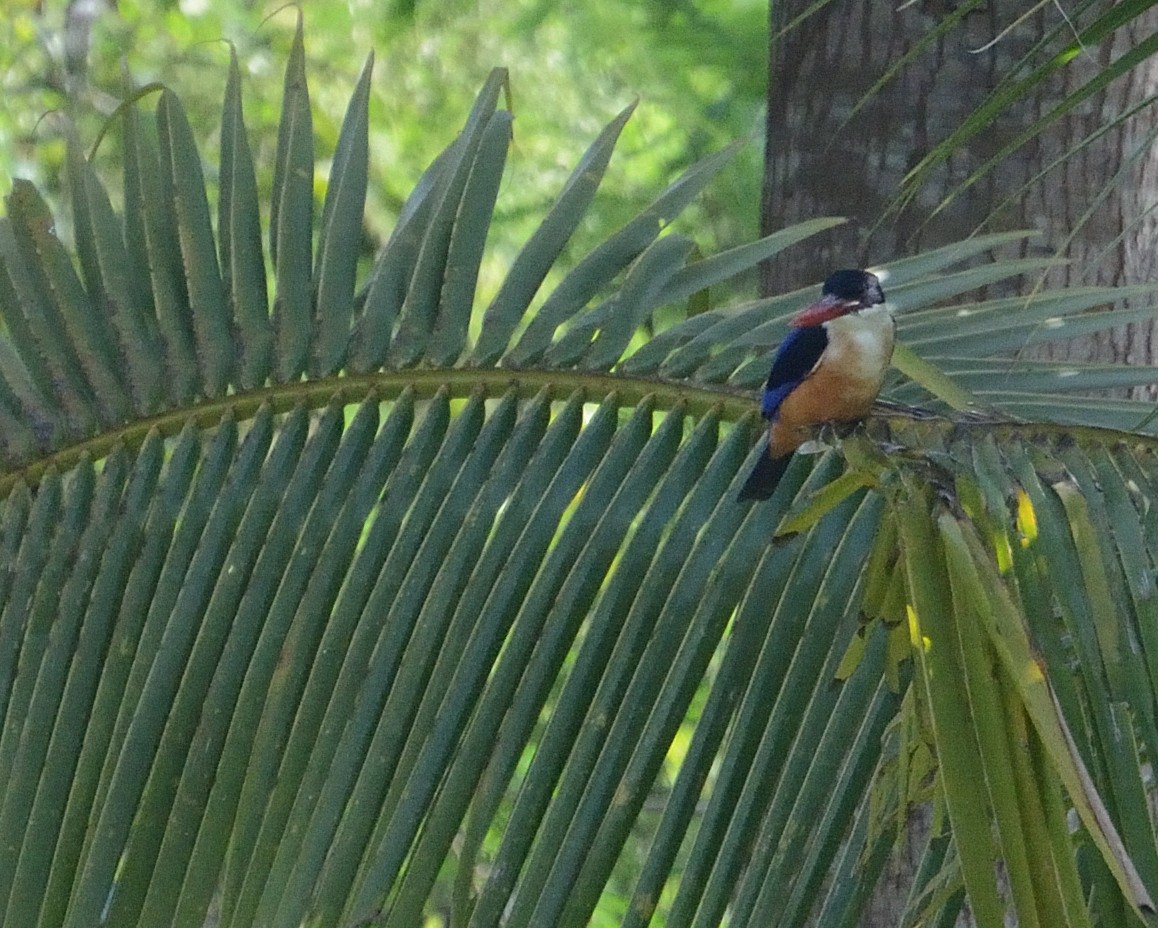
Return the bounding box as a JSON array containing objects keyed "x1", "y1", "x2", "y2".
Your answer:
[{"x1": 761, "y1": 1, "x2": 1158, "y2": 370}]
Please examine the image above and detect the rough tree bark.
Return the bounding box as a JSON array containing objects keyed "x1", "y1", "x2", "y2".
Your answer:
[{"x1": 761, "y1": 1, "x2": 1158, "y2": 367}]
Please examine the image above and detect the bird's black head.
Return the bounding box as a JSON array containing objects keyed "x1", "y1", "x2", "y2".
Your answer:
[{"x1": 821, "y1": 269, "x2": 885, "y2": 307}]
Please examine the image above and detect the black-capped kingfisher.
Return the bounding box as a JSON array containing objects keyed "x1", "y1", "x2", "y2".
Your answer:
[{"x1": 738, "y1": 269, "x2": 894, "y2": 501}]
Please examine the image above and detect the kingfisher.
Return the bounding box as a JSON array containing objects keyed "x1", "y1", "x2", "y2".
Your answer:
[{"x1": 738, "y1": 269, "x2": 894, "y2": 501}]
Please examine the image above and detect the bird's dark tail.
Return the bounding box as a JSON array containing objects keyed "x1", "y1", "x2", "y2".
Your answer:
[{"x1": 738, "y1": 451, "x2": 792, "y2": 502}]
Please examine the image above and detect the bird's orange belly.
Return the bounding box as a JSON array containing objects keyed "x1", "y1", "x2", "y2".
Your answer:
[{"x1": 769, "y1": 363, "x2": 886, "y2": 458}]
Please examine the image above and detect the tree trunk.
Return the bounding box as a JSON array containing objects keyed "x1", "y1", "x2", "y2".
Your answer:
[
  {"x1": 761, "y1": 1, "x2": 1158, "y2": 370},
  {"x1": 760, "y1": 3, "x2": 1158, "y2": 924}
]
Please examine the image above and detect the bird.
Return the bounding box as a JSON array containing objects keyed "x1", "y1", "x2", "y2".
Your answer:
[{"x1": 738, "y1": 269, "x2": 894, "y2": 502}]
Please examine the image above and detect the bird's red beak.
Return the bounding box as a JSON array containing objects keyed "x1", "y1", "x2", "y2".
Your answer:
[{"x1": 790, "y1": 295, "x2": 855, "y2": 328}]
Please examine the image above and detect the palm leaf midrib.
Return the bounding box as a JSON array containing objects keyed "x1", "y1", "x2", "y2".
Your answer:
[{"x1": 0, "y1": 367, "x2": 761, "y2": 495}]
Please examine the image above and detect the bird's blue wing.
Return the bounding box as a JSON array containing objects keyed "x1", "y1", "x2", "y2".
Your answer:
[{"x1": 761, "y1": 325, "x2": 828, "y2": 420}]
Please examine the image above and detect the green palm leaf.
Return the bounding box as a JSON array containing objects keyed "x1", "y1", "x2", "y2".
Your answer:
[{"x1": 4, "y1": 28, "x2": 1158, "y2": 928}]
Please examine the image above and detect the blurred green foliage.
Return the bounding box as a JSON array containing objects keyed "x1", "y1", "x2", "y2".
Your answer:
[{"x1": 0, "y1": 0, "x2": 766, "y2": 302}]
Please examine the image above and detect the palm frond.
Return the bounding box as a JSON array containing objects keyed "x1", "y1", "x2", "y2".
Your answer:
[{"x1": 4, "y1": 26, "x2": 1158, "y2": 928}]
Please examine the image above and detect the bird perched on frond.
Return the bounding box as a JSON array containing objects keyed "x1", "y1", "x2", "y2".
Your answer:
[{"x1": 738, "y1": 269, "x2": 894, "y2": 502}]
